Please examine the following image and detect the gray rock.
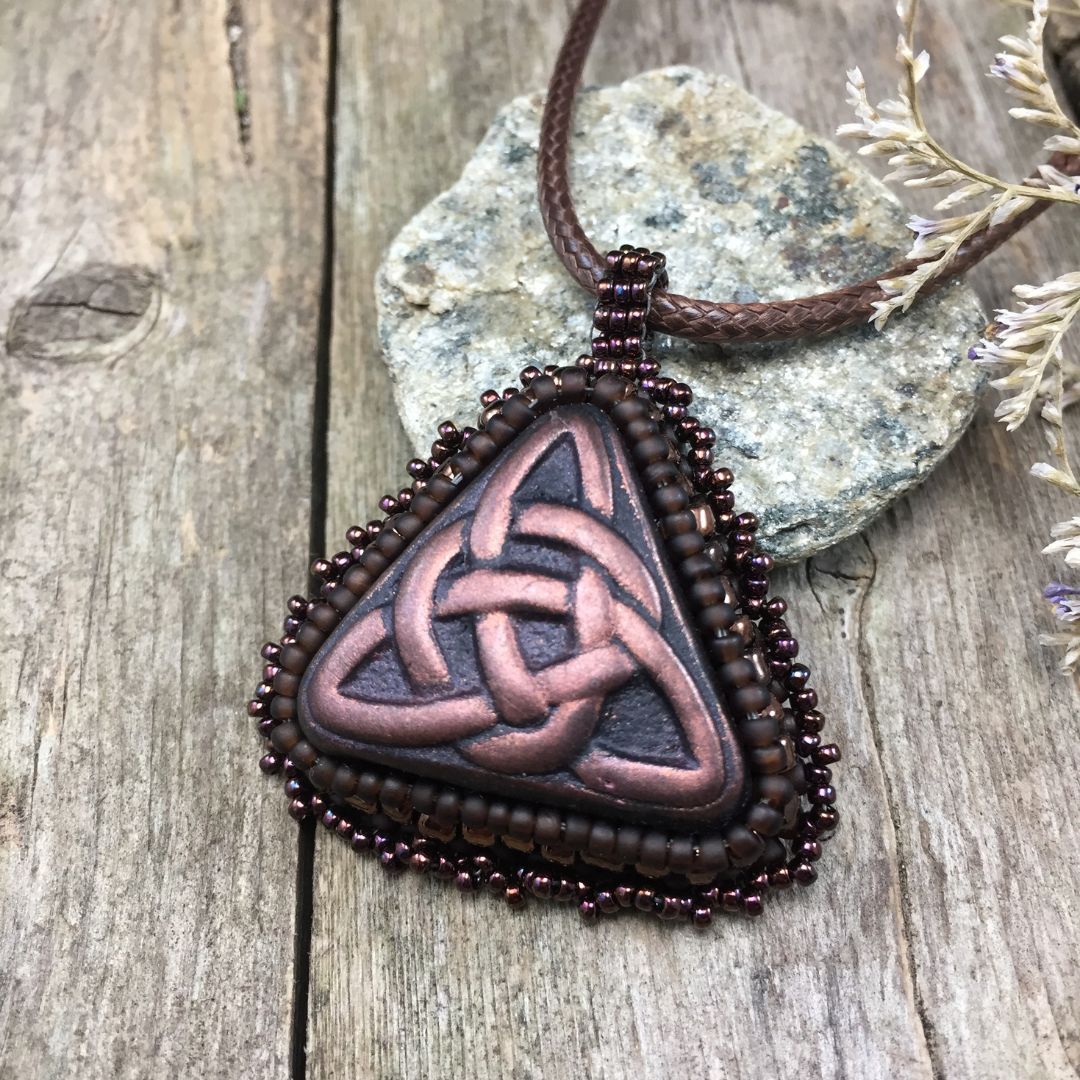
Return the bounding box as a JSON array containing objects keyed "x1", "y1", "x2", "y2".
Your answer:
[{"x1": 375, "y1": 67, "x2": 985, "y2": 562}]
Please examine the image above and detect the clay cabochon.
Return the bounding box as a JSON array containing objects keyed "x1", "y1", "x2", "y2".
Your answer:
[{"x1": 298, "y1": 404, "x2": 747, "y2": 828}]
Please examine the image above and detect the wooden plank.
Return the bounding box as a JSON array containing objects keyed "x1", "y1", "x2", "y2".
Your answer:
[
  {"x1": 313, "y1": 2, "x2": 1080, "y2": 1077},
  {"x1": 0, "y1": 2, "x2": 327, "y2": 1076}
]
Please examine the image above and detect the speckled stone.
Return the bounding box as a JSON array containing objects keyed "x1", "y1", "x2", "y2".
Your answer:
[{"x1": 375, "y1": 67, "x2": 985, "y2": 562}]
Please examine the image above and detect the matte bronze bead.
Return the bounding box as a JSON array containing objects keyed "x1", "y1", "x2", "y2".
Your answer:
[
  {"x1": 563, "y1": 814, "x2": 590, "y2": 850},
  {"x1": 720, "y1": 659, "x2": 757, "y2": 689},
  {"x1": 269, "y1": 695, "x2": 296, "y2": 721},
  {"x1": 633, "y1": 434, "x2": 672, "y2": 466},
  {"x1": 486, "y1": 802, "x2": 510, "y2": 834},
  {"x1": 290, "y1": 740, "x2": 317, "y2": 769},
  {"x1": 272, "y1": 670, "x2": 300, "y2": 698},
  {"x1": 485, "y1": 415, "x2": 518, "y2": 447},
  {"x1": 461, "y1": 794, "x2": 488, "y2": 828},
  {"x1": 739, "y1": 715, "x2": 781, "y2": 751},
  {"x1": 467, "y1": 431, "x2": 498, "y2": 463},
  {"x1": 695, "y1": 836, "x2": 730, "y2": 875},
  {"x1": 734, "y1": 684, "x2": 772, "y2": 715},
  {"x1": 754, "y1": 774, "x2": 795, "y2": 808},
  {"x1": 667, "y1": 836, "x2": 695, "y2": 874},
  {"x1": 535, "y1": 808, "x2": 563, "y2": 845},
  {"x1": 615, "y1": 825, "x2": 643, "y2": 865},
  {"x1": 639, "y1": 831, "x2": 669, "y2": 872},
  {"x1": 500, "y1": 394, "x2": 536, "y2": 429},
  {"x1": 670, "y1": 531, "x2": 705, "y2": 559},
  {"x1": 307, "y1": 757, "x2": 337, "y2": 791},
  {"x1": 556, "y1": 366, "x2": 589, "y2": 400},
  {"x1": 508, "y1": 805, "x2": 536, "y2": 840},
  {"x1": 746, "y1": 802, "x2": 785, "y2": 837},
  {"x1": 650, "y1": 484, "x2": 690, "y2": 516},
  {"x1": 724, "y1": 824, "x2": 766, "y2": 865},
  {"x1": 295, "y1": 622, "x2": 326, "y2": 655}
]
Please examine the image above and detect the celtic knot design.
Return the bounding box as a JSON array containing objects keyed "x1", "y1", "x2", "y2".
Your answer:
[{"x1": 303, "y1": 407, "x2": 735, "y2": 812}]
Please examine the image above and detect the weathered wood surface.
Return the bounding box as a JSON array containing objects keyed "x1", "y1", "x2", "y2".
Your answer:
[
  {"x1": 0, "y1": 2, "x2": 327, "y2": 1077},
  {"x1": 3, "y1": 1, "x2": 1080, "y2": 1078},
  {"x1": 314, "y1": 3, "x2": 1080, "y2": 1080}
]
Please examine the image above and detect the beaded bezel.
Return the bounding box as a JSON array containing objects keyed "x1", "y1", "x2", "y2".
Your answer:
[{"x1": 248, "y1": 364, "x2": 840, "y2": 923}]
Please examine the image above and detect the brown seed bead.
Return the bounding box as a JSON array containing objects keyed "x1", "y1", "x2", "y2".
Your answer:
[
  {"x1": 679, "y1": 553, "x2": 716, "y2": 583},
  {"x1": 591, "y1": 374, "x2": 634, "y2": 410},
  {"x1": 563, "y1": 814, "x2": 590, "y2": 851},
  {"x1": 586, "y1": 821, "x2": 617, "y2": 860},
  {"x1": 634, "y1": 888, "x2": 656, "y2": 913},
  {"x1": 754, "y1": 774, "x2": 795, "y2": 808},
  {"x1": 632, "y1": 434, "x2": 671, "y2": 467},
  {"x1": 486, "y1": 802, "x2": 510, "y2": 834},
  {"x1": 639, "y1": 831, "x2": 669, "y2": 872},
  {"x1": 295, "y1": 622, "x2": 326, "y2": 655},
  {"x1": 356, "y1": 771, "x2": 382, "y2": 805},
  {"x1": 556, "y1": 366, "x2": 588, "y2": 401},
  {"x1": 724, "y1": 824, "x2": 766, "y2": 865},
  {"x1": 535, "y1": 808, "x2": 563, "y2": 845},
  {"x1": 308, "y1": 757, "x2": 337, "y2": 791},
  {"x1": 278, "y1": 643, "x2": 307, "y2": 675},
  {"x1": 650, "y1": 484, "x2": 690, "y2": 516},
  {"x1": 508, "y1": 805, "x2": 536, "y2": 841},
  {"x1": 699, "y1": 604, "x2": 737, "y2": 633},
  {"x1": 689, "y1": 578, "x2": 727, "y2": 608},
  {"x1": 485, "y1": 415, "x2": 518, "y2": 448},
  {"x1": 324, "y1": 583, "x2": 355, "y2": 614},
  {"x1": 461, "y1": 794, "x2": 488, "y2": 829},
  {"x1": 468, "y1": 431, "x2": 499, "y2": 464},
  {"x1": 739, "y1": 716, "x2": 782, "y2": 752},
  {"x1": 710, "y1": 632, "x2": 746, "y2": 664},
  {"x1": 746, "y1": 803, "x2": 785, "y2": 837},
  {"x1": 719, "y1": 659, "x2": 757, "y2": 689},
  {"x1": 331, "y1": 766, "x2": 359, "y2": 799},
  {"x1": 499, "y1": 394, "x2": 536, "y2": 430},
  {"x1": 734, "y1": 684, "x2": 772, "y2": 715},
  {"x1": 694, "y1": 836, "x2": 730, "y2": 875},
  {"x1": 528, "y1": 375, "x2": 559, "y2": 407},
  {"x1": 433, "y1": 791, "x2": 460, "y2": 825},
  {"x1": 272, "y1": 671, "x2": 300, "y2": 698},
  {"x1": 641, "y1": 460, "x2": 681, "y2": 488},
  {"x1": 614, "y1": 825, "x2": 643, "y2": 865},
  {"x1": 290, "y1": 740, "x2": 318, "y2": 770},
  {"x1": 663, "y1": 509, "x2": 697, "y2": 537},
  {"x1": 379, "y1": 777, "x2": 410, "y2": 814},
  {"x1": 667, "y1": 837, "x2": 695, "y2": 874},
  {"x1": 751, "y1": 740, "x2": 797, "y2": 774},
  {"x1": 269, "y1": 695, "x2": 296, "y2": 721},
  {"x1": 610, "y1": 396, "x2": 652, "y2": 429},
  {"x1": 670, "y1": 531, "x2": 705, "y2": 560},
  {"x1": 343, "y1": 565, "x2": 375, "y2": 596}
]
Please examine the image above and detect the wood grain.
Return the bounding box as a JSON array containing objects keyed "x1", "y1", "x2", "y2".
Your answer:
[
  {"x1": 3, "y1": 1, "x2": 1078, "y2": 1077},
  {"x1": 0, "y1": 2, "x2": 327, "y2": 1076},
  {"x1": 311, "y1": 2, "x2": 1080, "y2": 1079}
]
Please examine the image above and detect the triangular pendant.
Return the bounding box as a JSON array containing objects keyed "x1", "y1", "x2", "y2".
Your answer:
[{"x1": 249, "y1": 248, "x2": 840, "y2": 923}]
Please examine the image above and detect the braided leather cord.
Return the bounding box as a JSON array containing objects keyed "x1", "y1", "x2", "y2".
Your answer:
[{"x1": 538, "y1": 0, "x2": 1077, "y2": 344}]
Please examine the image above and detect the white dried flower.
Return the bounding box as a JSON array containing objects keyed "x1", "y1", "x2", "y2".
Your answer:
[
  {"x1": 1044, "y1": 517, "x2": 1080, "y2": 567},
  {"x1": 990, "y1": 0, "x2": 1080, "y2": 140},
  {"x1": 839, "y1": 0, "x2": 1080, "y2": 678},
  {"x1": 972, "y1": 272, "x2": 1080, "y2": 431}
]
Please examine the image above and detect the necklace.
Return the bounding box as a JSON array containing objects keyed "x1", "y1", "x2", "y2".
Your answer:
[{"x1": 247, "y1": 0, "x2": 1063, "y2": 924}]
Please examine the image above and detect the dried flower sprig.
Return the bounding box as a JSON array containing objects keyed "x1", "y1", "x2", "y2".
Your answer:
[{"x1": 839, "y1": 0, "x2": 1080, "y2": 680}]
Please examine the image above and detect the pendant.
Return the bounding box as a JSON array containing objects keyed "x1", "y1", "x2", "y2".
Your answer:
[{"x1": 248, "y1": 247, "x2": 840, "y2": 923}]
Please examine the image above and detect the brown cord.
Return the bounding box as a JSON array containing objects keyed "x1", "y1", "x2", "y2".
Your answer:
[{"x1": 539, "y1": 0, "x2": 1078, "y2": 344}]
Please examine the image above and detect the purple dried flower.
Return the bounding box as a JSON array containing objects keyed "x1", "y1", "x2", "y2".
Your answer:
[{"x1": 1044, "y1": 582, "x2": 1080, "y2": 623}]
